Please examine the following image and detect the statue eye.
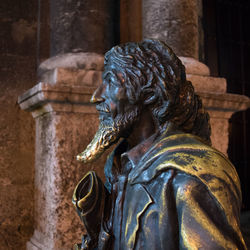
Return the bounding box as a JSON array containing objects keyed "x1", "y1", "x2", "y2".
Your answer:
[{"x1": 109, "y1": 78, "x2": 120, "y2": 89}]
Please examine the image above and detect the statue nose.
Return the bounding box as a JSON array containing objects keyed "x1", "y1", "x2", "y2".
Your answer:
[{"x1": 90, "y1": 87, "x2": 105, "y2": 103}]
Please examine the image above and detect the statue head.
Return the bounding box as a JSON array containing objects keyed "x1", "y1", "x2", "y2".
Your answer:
[{"x1": 77, "y1": 39, "x2": 211, "y2": 163}]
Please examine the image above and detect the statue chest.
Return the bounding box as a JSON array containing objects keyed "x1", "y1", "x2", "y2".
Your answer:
[{"x1": 109, "y1": 170, "x2": 177, "y2": 250}]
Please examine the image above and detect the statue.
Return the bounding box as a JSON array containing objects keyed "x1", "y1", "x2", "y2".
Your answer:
[{"x1": 72, "y1": 39, "x2": 246, "y2": 249}]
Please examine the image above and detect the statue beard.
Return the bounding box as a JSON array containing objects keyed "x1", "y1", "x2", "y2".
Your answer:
[{"x1": 77, "y1": 106, "x2": 140, "y2": 163}]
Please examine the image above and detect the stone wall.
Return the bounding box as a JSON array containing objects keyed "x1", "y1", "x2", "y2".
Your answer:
[
  {"x1": 0, "y1": 55, "x2": 35, "y2": 250},
  {"x1": 142, "y1": 0, "x2": 199, "y2": 58},
  {"x1": 0, "y1": 1, "x2": 41, "y2": 249},
  {"x1": 18, "y1": 57, "x2": 112, "y2": 249},
  {"x1": 49, "y1": 0, "x2": 116, "y2": 56}
]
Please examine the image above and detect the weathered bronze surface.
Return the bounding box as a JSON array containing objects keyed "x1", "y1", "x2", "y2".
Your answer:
[{"x1": 73, "y1": 39, "x2": 247, "y2": 249}]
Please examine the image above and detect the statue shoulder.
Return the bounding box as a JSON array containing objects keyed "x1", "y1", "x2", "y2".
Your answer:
[{"x1": 129, "y1": 133, "x2": 241, "y2": 207}]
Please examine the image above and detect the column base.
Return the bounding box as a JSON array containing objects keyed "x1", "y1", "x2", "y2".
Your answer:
[{"x1": 26, "y1": 230, "x2": 47, "y2": 250}]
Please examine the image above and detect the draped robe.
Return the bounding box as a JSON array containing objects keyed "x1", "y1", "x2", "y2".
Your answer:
[{"x1": 73, "y1": 132, "x2": 246, "y2": 250}]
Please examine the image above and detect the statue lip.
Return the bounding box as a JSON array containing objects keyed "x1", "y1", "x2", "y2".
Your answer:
[{"x1": 96, "y1": 103, "x2": 110, "y2": 113}]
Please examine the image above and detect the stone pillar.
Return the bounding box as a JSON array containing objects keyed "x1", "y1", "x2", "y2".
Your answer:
[
  {"x1": 50, "y1": 0, "x2": 115, "y2": 56},
  {"x1": 180, "y1": 57, "x2": 250, "y2": 155},
  {"x1": 200, "y1": 93, "x2": 250, "y2": 155},
  {"x1": 18, "y1": 0, "x2": 118, "y2": 247},
  {"x1": 142, "y1": 0, "x2": 199, "y2": 58},
  {"x1": 18, "y1": 54, "x2": 111, "y2": 250},
  {"x1": 142, "y1": 0, "x2": 250, "y2": 155}
]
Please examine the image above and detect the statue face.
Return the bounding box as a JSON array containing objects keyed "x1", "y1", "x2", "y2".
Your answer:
[
  {"x1": 95, "y1": 70, "x2": 128, "y2": 125},
  {"x1": 77, "y1": 66, "x2": 140, "y2": 163}
]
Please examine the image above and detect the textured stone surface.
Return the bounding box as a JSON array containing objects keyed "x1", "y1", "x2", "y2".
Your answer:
[
  {"x1": 27, "y1": 111, "x2": 103, "y2": 249},
  {"x1": 188, "y1": 74, "x2": 227, "y2": 93},
  {"x1": 179, "y1": 57, "x2": 210, "y2": 76},
  {"x1": 38, "y1": 53, "x2": 104, "y2": 76},
  {"x1": 38, "y1": 53, "x2": 104, "y2": 89},
  {"x1": 50, "y1": 0, "x2": 116, "y2": 56},
  {"x1": 0, "y1": 0, "x2": 37, "y2": 57},
  {"x1": 209, "y1": 112, "x2": 230, "y2": 155},
  {"x1": 178, "y1": 57, "x2": 227, "y2": 93},
  {"x1": 18, "y1": 65, "x2": 111, "y2": 249},
  {"x1": 23, "y1": 100, "x2": 111, "y2": 250},
  {"x1": 200, "y1": 92, "x2": 250, "y2": 113},
  {"x1": 40, "y1": 68, "x2": 103, "y2": 87},
  {"x1": 18, "y1": 82, "x2": 96, "y2": 116},
  {"x1": 142, "y1": 0, "x2": 199, "y2": 58},
  {"x1": 198, "y1": 92, "x2": 250, "y2": 155},
  {"x1": 0, "y1": 3, "x2": 39, "y2": 249},
  {"x1": 0, "y1": 55, "x2": 36, "y2": 250}
]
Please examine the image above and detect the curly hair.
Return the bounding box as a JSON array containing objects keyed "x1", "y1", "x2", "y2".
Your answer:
[{"x1": 104, "y1": 39, "x2": 211, "y2": 144}]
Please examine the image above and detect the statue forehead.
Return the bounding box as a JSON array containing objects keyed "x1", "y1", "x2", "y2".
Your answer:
[
  {"x1": 103, "y1": 53, "x2": 129, "y2": 78},
  {"x1": 102, "y1": 65, "x2": 125, "y2": 86}
]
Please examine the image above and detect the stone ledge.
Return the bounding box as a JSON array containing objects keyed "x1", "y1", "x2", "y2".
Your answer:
[
  {"x1": 39, "y1": 68, "x2": 102, "y2": 87},
  {"x1": 18, "y1": 82, "x2": 250, "y2": 118},
  {"x1": 18, "y1": 82, "x2": 96, "y2": 113},
  {"x1": 177, "y1": 57, "x2": 227, "y2": 93},
  {"x1": 38, "y1": 52, "x2": 104, "y2": 77},
  {"x1": 199, "y1": 92, "x2": 250, "y2": 116},
  {"x1": 188, "y1": 74, "x2": 226, "y2": 93},
  {"x1": 30, "y1": 103, "x2": 97, "y2": 118},
  {"x1": 179, "y1": 57, "x2": 210, "y2": 76},
  {"x1": 26, "y1": 230, "x2": 47, "y2": 250}
]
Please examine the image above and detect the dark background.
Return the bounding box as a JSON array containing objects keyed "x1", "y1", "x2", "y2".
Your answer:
[{"x1": 203, "y1": 0, "x2": 250, "y2": 211}]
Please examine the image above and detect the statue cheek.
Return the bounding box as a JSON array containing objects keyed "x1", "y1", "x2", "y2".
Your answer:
[
  {"x1": 116, "y1": 88, "x2": 127, "y2": 101},
  {"x1": 110, "y1": 84, "x2": 126, "y2": 100},
  {"x1": 109, "y1": 102, "x2": 118, "y2": 118}
]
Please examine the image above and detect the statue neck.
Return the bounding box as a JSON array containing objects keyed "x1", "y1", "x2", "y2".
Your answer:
[{"x1": 126, "y1": 108, "x2": 156, "y2": 149}]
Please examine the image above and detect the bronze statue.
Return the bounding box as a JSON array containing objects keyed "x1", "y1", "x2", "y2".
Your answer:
[{"x1": 73, "y1": 39, "x2": 246, "y2": 249}]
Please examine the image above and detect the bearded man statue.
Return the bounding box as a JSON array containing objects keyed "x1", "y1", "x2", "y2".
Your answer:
[{"x1": 72, "y1": 39, "x2": 246, "y2": 250}]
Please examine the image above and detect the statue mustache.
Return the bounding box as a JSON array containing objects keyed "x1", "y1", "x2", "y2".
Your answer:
[{"x1": 96, "y1": 103, "x2": 110, "y2": 113}]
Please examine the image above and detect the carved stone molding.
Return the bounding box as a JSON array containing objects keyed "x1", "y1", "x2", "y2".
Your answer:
[
  {"x1": 180, "y1": 57, "x2": 250, "y2": 155},
  {"x1": 18, "y1": 54, "x2": 107, "y2": 250}
]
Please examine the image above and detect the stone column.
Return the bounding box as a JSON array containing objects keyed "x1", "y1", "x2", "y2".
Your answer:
[
  {"x1": 200, "y1": 93, "x2": 250, "y2": 155},
  {"x1": 50, "y1": 0, "x2": 115, "y2": 56},
  {"x1": 142, "y1": 0, "x2": 199, "y2": 58},
  {"x1": 18, "y1": 54, "x2": 112, "y2": 250},
  {"x1": 179, "y1": 57, "x2": 250, "y2": 155},
  {"x1": 18, "y1": 0, "x2": 118, "y2": 248},
  {"x1": 142, "y1": 0, "x2": 250, "y2": 155}
]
